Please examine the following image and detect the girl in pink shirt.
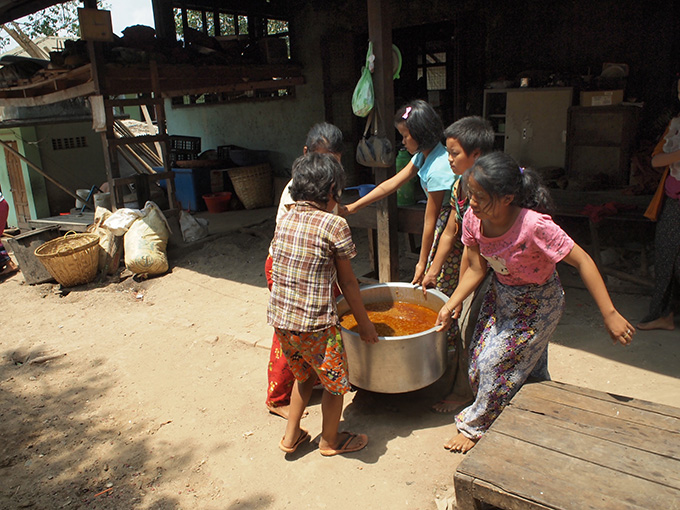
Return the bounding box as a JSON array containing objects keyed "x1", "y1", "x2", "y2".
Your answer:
[{"x1": 435, "y1": 152, "x2": 634, "y2": 453}]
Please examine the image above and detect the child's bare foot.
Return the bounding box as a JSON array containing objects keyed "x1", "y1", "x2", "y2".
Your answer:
[
  {"x1": 444, "y1": 431, "x2": 477, "y2": 453},
  {"x1": 267, "y1": 404, "x2": 308, "y2": 419},
  {"x1": 267, "y1": 403, "x2": 290, "y2": 419},
  {"x1": 637, "y1": 313, "x2": 675, "y2": 331},
  {"x1": 431, "y1": 393, "x2": 472, "y2": 413}
]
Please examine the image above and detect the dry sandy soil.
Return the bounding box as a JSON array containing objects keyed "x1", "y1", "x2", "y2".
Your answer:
[{"x1": 0, "y1": 211, "x2": 678, "y2": 510}]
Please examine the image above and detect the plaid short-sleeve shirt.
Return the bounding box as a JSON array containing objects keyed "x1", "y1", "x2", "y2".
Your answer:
[{"x1": 267, "y1": 202, "x2": 357, "y2": 332}]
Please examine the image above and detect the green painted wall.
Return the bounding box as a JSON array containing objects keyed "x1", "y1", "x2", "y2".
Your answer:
[
  {"x1": 0, "y1": 127, "x2": 50, "y2": 227},
  {"x1": 34, "y1": 122, "x2": 108, "y2": 214},
  {"x1": 0, "y1": 122, "x2": 109, "y2": 224}
]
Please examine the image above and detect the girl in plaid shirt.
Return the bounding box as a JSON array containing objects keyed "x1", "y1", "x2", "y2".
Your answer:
[{"x1": 268, "y1": 152, "x2": 378, "y2": 456}]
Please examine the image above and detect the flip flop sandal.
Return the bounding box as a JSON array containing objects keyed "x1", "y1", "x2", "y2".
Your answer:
[
  {"x1": 319, "y1": 432, "x2": 368, "y2": 457},
  {"x1": 278, "y1": 429, "x2": 310, "y2": 454}
]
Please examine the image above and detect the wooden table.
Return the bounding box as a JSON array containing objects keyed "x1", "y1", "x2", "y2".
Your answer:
[
  {"x1": 345, "y1": 202, "x2": 425, "y2": 278},
  {"x1": 550, "y1": 189, "x2": 654, "y2": 288},
  {"x1": 454, "y1": 380, "x2": 680, "y2": 510}
]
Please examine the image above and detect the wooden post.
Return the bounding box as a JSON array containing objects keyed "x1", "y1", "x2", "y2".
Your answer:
[
  {"x1": 82, "y1": 1, "x2": 122, "y2": 210},
  {"x1": 149, "y1": 60, "x2": 175, "y2": 209},
  {"x1": 367, "y1": 0, "x2": 399, "y2": 282}
]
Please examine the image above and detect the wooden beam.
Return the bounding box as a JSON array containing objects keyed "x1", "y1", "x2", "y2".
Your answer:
[
  {"x1": 109, "y1": 134, "x2": 167, "y2": 146},
  {"x1": 105, "y1": 97, "x2": 164, "y2": 107},
  {"x1": 367, "y1": 0, "x2": 399, "y2": 282},
  {"x1": 0, "y1": 81, "x2": 96, "y2": 107},
  {"x1": 100, "y1": 130, "x2": 119, "y2": 209},
  {"x1": 141, "y1": 104, "x2": 164, "y2": 162},
  {"x1": 158, "y1": 76, "x2": 305, "y2": 99},
  {"x1": 1, "y1": 22, "x2": 49, "y2": 59},
  {"x1": 113, "y1": 120, "x2": 163, "y2": 167},
  {"x1": 116, "y1": 145, "x2": 156, "y2": 175}
]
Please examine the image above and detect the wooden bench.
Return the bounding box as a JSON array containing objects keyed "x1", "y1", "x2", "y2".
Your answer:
[{"x1": 454, "y1": 380, "x2": 680, "y2": 510}]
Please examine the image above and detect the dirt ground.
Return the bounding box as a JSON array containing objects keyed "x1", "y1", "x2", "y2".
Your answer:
[{"x1": 0, "y1": 211, "x2": 678, "y2": 510}]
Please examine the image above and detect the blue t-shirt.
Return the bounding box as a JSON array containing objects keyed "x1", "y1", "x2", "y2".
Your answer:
[{"x1": 412, "y1": 142, "x2": 454, "y2": 202}]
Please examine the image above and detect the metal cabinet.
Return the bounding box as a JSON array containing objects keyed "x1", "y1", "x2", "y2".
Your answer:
[{"x1": 483, "y1": 87, "x2": 573, "y2": 169}]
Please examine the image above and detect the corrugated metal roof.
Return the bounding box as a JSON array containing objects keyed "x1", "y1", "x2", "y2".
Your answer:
[{"x1": 0, "y1": 0, "x2": 62, "y2": 25}]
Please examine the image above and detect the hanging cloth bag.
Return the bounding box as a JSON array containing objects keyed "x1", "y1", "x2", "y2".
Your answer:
[
  {"x1": 356, "y1": 108, "x2": 394, "y2": 168},
  {"x1": 351, "y1": 42, "x2": 375, "y2": 117}
]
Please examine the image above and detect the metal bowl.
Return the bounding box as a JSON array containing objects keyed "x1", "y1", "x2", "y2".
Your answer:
[{"x1": 337, "y1": 283, "x2": 448, "y2": 394}]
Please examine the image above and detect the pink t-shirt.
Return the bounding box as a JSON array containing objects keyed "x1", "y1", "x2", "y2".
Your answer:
[
  {"x1": 665, "y1": 174, "x2": 680, "y2": 200},
  {"x1": 461, "y1": 208, "x2": 575, "y2": 286}
]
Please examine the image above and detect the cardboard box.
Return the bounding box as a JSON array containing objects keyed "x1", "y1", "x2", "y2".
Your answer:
[
  {"x1": 78, "y1": 8, "x2": 113, "y2": 42},
  {"x1": 580, "y1": 90, "x2": 624, "y2": 107}
]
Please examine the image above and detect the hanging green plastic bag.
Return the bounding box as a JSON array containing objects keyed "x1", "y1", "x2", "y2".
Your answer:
[{"x1": 352, "y1": 42, "x2": 375, "y2": 117}]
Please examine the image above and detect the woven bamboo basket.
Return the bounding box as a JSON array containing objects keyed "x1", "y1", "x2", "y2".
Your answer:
[
  {"x1": 34, "y1": 232, "x2": 101, "y2": 287},
  {"x1": 227, "y1": 164, "x2": 273, "y2": 210}
]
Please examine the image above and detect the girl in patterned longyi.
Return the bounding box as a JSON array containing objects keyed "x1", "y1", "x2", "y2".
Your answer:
[{"x1": 434, "y1": 152, "x2": 634, "y2": 453}]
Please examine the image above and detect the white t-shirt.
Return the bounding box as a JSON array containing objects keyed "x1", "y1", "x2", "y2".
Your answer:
[
  {"x1": 275, "y1": 179, "x2": 338, "y2": 224},
  {"x1": 276, "y1": 180, "x2": 295, "y2": 224}
]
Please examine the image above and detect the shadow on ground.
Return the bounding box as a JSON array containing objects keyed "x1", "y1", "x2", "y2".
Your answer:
[{"x1": 0, "y1": 348, "x2": 192, "y2": 509}]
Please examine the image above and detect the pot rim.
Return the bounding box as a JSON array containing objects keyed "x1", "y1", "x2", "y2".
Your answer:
[{"x1": 336, "y1": 282, "x2": 448, "y2": 340}]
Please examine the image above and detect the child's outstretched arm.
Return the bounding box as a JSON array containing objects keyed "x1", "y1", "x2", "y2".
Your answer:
[
  {"x1": 336, "y1": 258, "x2": 379, "y2": 344},
  {"x1": 562, "y1": 244, "x2": 634, "y2": 345},
  {"x1": 412, "y1": 189, "x2": 446, "y2": 285},
  {"x1": 435, "y1": 245, "x2": 487, "y2": 331},
  {"x1": 651, "y1": 147, "x2": 680, "y2": 167},
  {"x1": 342, "y1": 161, "x2": 418, "y2": 216}
]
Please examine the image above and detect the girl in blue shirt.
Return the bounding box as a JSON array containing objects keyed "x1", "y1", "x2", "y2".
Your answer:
[{"x1": 345, "y1": 99, "x2": 455, "y2": 286}]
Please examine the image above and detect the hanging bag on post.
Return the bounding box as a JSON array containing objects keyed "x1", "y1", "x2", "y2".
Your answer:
[
  {"x1": 351, "y1": 42, "x2": 375, "y2": 117},
  {"x1": 356, "y1": 108, "x2": 394, "y2": 168}
]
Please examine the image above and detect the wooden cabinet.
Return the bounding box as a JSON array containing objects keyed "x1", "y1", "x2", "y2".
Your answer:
[
  {"x1": 566, "y1": 105, "x2": 640, "y2": 189},
  {"x1": 483, "y1": 87, "x2": 573, "y2": 169}
]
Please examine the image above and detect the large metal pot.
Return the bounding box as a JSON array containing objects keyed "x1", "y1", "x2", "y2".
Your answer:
[{"x1": 337, "y1": 283, "x2": 448, "y2": 394}]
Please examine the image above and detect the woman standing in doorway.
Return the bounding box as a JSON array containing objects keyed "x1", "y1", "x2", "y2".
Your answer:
[{"x1": 638, "y1": 78, "x2": 680, "y2": 331}]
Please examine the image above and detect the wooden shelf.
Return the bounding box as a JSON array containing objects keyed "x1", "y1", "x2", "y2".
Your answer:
[
  {"x1": 0, "y1": 61, "x2": 305, "y2": 107},
  {"x1": 566, "y1": 105, "x2": 640, "y2": 188}
]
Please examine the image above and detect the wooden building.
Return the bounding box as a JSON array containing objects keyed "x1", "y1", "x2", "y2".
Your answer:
[{"x1": 0, "y1": 0, "x2": 677, "y2": 281}]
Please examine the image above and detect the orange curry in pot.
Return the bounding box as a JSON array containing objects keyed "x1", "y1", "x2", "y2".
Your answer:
[{"x1": 339, "y1": 301, "x2": 438, "y2": 337}]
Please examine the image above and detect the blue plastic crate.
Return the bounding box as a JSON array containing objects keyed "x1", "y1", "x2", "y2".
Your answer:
[{"x1": 157, "y1": 167, "x2": 212, "y2": 211}]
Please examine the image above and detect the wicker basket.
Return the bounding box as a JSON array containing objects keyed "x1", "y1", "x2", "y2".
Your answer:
[
  {"x1": 227, "y1": 164, "x2": 273, "y2": 210},
  {"x1": 34, "y1": 233, "x2": 101, "y2": 287}
]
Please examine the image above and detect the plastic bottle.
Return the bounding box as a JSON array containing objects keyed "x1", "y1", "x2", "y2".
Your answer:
[{"x1": 395, "y1": 148, "x2": 416, "y2": 206}]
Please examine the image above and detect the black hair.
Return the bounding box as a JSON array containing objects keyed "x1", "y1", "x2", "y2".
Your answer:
[
  {"x1": 464, "y1": 151, "x2": 554, "y2": 213},
  {"x1": 289, "y1": 152, "x2": 346, "y2": 205},
  {"x1": 394, "y1": 99, "x2": 443, "y2": 152},
  {"x1": 443, "y1": 116, "x2": 495, "y2": 156},
  {"x1": 305, "y1": 122, "x2": 343, "y2": 154}
]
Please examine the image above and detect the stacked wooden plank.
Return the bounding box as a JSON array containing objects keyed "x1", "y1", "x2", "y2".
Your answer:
[{"x1": 455, "y1": 380, "x2": 680, "y2": 510}]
